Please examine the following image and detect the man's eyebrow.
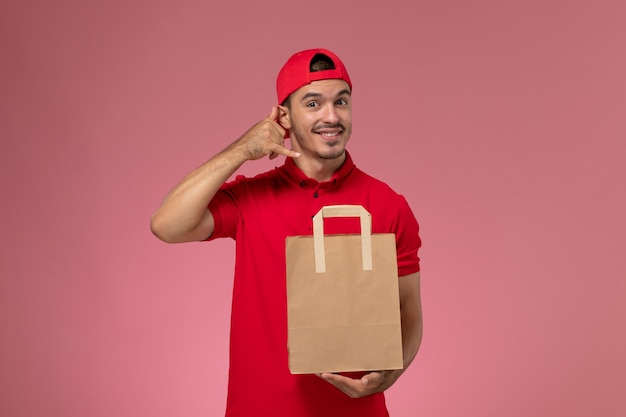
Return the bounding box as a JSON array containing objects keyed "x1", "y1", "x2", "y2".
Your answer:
[{"x1": 300, "y1": 89, "x2": 352, "y2": 101}]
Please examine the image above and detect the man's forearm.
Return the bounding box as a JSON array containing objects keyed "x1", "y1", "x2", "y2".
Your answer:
[
  {"x1": 318, "y1": 271, "x2": 423, "y2": 397},
  {"x1": 150, "y1": 143, "x2": 248, "y2": 243},
  {"x1": 399, "y1": 271, "x2": 423, "y2": 370},
  {"x1": 150, "y1": 106, "x2": 297, "y2": 244}
]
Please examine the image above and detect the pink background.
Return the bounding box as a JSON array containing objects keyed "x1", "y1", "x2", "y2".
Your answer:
[{"x1": 1, "y1": 0, "x2": 625, "y2": 416}]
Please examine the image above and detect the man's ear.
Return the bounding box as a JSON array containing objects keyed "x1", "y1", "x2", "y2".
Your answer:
[{"x1": 277, "y1": 105, "x2": 291, "y2": 131}]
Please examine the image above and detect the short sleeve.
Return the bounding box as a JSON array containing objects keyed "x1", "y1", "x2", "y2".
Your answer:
[
  {"x1": 394, "y1": 197, "x2": 422, "y2": 276},
  {"x1": 206, "y1": 183, "x2": 240, "y2": 240}
]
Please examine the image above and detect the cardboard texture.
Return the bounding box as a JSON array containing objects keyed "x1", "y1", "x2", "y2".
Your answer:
[{"x1": 285, "y1": 205, "x2": 403, "y2": 374}]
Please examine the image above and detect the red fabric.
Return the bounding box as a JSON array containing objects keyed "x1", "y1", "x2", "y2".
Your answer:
[
  {"x1": 207, "y1": 152, "x2": 421, "y2": 417},
  {"x1": 276, "y1": 48, "x2": 352, "y2": 105}
]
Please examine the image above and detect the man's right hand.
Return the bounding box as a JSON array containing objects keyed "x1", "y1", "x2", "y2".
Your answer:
[{"x1": 233, "y1": 106, "x2": 300, "y2": 161}]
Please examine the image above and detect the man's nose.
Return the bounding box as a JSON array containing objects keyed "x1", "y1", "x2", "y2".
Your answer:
[{"x1": 321, "y1": 104, "x2": 339, "y2": 123}]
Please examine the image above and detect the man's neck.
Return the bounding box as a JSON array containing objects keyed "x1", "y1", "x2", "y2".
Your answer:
[{"x1": 293, "y1": 152, "x2": 346, "y2": 182}]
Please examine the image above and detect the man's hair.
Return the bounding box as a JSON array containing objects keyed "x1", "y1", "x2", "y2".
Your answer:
[
  {"x1": 310, "y1": 53, "x2": 336, "y2": 72},
  {"x1": 283, "y1": 54, "x2": 336, "y2": 108}
]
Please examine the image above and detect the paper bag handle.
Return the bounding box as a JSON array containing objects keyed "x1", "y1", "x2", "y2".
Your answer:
[{"x1": 312, "y1": 205, "x2": 373, "y2": 273}]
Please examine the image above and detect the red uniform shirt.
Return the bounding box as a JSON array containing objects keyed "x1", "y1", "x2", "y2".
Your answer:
[{"x1": 208, "y1": 152, "x2": 421, "y2": 417}]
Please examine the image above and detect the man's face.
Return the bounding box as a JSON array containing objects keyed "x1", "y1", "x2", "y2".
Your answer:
[{"x1": 281, "y1": 79, "x2": 352, "y2": 161}]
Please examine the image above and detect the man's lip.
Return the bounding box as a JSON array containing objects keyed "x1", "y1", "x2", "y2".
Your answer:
[{"x1": 315, "y1": 129, "x2": 342, "y2": 136}]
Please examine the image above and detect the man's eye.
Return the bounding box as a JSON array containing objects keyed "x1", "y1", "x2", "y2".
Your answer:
[
  {"x1": 306, "y1": 101, "x2": 319, "y2": 108},
  {"x1": 337, "y1": 99, "x2": 347, "y2": 105}
]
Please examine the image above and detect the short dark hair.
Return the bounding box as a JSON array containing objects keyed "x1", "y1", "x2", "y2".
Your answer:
[{"x1": 310, "y1": 53, "x2": 336, "y2": 72}]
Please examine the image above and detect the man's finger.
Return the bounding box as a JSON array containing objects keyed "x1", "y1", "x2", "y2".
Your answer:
[
  {"x1": 361, "y1": 371, "x2": 384, "y2": 386},
  {"x1": 267, "y1": 105, "x2": 280, "y2": 122},
  {"x1": 269, "y1": 143, "x2": 300, "y2": 159}
]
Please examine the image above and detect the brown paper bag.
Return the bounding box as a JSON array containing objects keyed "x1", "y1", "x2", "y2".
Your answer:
[{"x1": 285, "y1": 205, "x2": 403, "y2": 374}]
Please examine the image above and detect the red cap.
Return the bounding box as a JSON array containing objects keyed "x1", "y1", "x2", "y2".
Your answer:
[{"x1": 276, "y1": 48, "x2": 352, "y2": 105}]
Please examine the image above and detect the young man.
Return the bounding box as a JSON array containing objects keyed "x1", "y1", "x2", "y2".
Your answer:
[{"x1": 151, "y1": 48, "x2": 423, "y2": 417}]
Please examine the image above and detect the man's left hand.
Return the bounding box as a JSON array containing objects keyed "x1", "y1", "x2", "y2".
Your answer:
[{"x1": 317, "y1": 370, "x2": 399, "y2": 398}]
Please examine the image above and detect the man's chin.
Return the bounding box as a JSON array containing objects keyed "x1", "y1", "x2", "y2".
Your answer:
[{"x1": 317, "y1": 147, "x2": 346, "y2": 160}]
